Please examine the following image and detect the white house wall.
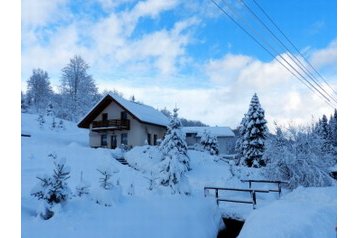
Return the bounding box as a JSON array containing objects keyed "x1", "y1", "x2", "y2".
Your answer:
[{"x1": 89, "y1": 101, "x2": 167, "y2": 148}]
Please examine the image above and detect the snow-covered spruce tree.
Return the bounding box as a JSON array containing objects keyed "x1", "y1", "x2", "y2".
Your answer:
[
  {"x1": 57, "y1": 119, "x2": 65, "y2": 130},
  {"x1": 328, "y1": 109, "x2": 337, "y2": 157},
  {"x1": 60, "y1": 55, "x2": 100, "y2": 122},
  {"x1": 158, "y1": 108, "x2": 191, "y2": 194},
  {"x1": 97, "y1": 168, "x2": 114, "y2": 190},
  {"x1": 200, "y1": 130, "x2": 219, "y2": 155},
  {"x1": 46, "y1": 102, "x2": 54, "y2": 117},
  {"x1": 31, "y1": 158, "x2": 71, "y2": 219},
  {"x1": 236, "y1": 93, "x2": 268, "y2": 167},
  {"x1": 37, "y1": 114, "x2": 45, "y2": 128},
  {"x1": 94, "y1": 167, "x2": 122, "y2": 206},
  {"x1": 75, "y1": 171, "x2": 90, "y2": 197},
  {"x1": 315, "y1": 114, "x2": 331, "y2": 154},
  {"x1": 235, "y1": 115, "x2": 247, "y2": 164},
  {"x1": 127, "y1": 183, "x2": 135, "y2": 196}
]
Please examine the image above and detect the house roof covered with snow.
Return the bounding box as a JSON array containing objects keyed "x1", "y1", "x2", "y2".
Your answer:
[
  {"x1": 182, "y1": 126, "x2": 235, "y2": 137},
  {"x1": 77, "y1": 94, "x2": 169, "y2": 128}
]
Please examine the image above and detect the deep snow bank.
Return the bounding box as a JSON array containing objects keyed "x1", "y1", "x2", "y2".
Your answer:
[
  {"x1": 238, "y1": 186, "x2": 337, "y2": 238},
  {"x1": 22, "y1": 195, "x2": 222, "y2": 238},
  {"x1": 21, "y1": 113, "x2": 223, "y2": 238}
]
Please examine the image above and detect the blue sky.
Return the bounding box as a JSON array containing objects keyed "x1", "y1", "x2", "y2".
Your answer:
[{"x1": 21, "y1": 0, "x2": 337, "y2": 129}]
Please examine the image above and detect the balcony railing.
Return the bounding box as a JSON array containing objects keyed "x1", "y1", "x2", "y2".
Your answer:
[{"x1": 92, "y1": 119, "x2": 130, "y2": 130}]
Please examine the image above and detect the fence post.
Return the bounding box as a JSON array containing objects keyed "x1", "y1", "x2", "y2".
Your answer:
[
  {"x1": 278, "y1": 183, "x2": 281, "y2": 197},
  {"x1": 252, "y1": 191, "x2": 257, "y2": 209}
]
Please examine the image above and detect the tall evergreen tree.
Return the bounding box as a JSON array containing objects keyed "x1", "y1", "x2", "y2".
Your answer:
[
  {"x1": 26, "y1": 68, "x2": 53, "y2": 112},
  {"x1": 315, "y1": 114, "x2": 333, "y2": 155},
  {"x1": 158, "y1": 108, "x2": 191, "y2": 194},
  {"x1": 236, "y1": 93, "x2": 268, "y2": 167},
  {"x1": 328, "y1": 109, "x2": 337, "y2": 151},
  {"x1": 60, "y1": 55, "x2": 99, "y2": 121}
]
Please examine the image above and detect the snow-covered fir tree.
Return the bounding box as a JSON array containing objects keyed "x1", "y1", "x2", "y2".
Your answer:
[
  {"x1": 158, "y1": 108, "x2": 191, "y2": 194},
  {"x1": 57, "y1": 119, "x2": 65, "y2": 130},
  {"x1": 200, "y1": 130, "x2": 219, "y2": 155},
  {"x1": 236, "y1": 93, "x2": 268, "y2": 167},
  {"x1": 75, "y1": 171, "x2": 90, "y2": 197},
  {"x1": 46, "y1": 102, "x2": 54, "y2": 117},
  {"x1": 31, "y1": 158, "x2": 71, "y2": 219},
  {"x1": 235, "y1": 115, "x2": 247, "y2": 161},
  {"x1": 97, "y1": 168, "x2": 114, "y2": 190},
  {"x1": 127, "y1": 183, "x2": 135, "y2": 196},
  {"x1": 328, "y1": 109, "x2": 337, "y2": 155},
  {"x1": 37, "y1": 114, "x2": 45, "y2": 128},
  {"x1": 93, "y1": 167, "x2": 122, "y2": 206}
]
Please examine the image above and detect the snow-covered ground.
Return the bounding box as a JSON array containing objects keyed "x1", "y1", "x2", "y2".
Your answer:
[
  {"x1": 239, "y1": 186, "x2": 337, "y2": 238},
  {"x1": 21, "y1": 113, "x2": 337, "y2": 238}
]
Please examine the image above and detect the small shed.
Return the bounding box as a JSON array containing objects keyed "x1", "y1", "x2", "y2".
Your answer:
[{"x1": 182, "y1": 126, "x2": 236, "y2": 154}]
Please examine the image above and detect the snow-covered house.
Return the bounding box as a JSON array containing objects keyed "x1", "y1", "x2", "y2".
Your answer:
[
  {"x1": 182, "y1": 127, "x2": 235, "y2": 154},
  {"x1": 77, "y1": 94, "x2": 169, "y2": 149}
]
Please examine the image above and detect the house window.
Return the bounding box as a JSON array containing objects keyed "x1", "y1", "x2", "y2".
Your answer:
[
  {"x1": 121, "y1": 111, "x2": 127, "y2": 120},
  {"x1": 186, "y1": 133, "x2": 196, "y2": 137},
  {"x1": 101, "y1": 134, "x2": 107, "y2": 147},
  {"x1": 121, "y1": 133, "x2": 128, "y2": 145},
  {"x1": 102, "y1": 113, "x2": 108, "y2": 121},
  {"x1": 147, "y1": 133, "x2": 151, "y2": 145},
  {"x1": 110, "y1": 135, "x2": 117, "y2": 149},
  {"x1": 153, "y1": 134, "x2": 158, "y2": 145}
]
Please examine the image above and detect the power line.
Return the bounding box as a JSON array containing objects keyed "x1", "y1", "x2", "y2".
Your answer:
[
  {"x1": 209, "y1": 0, "x2": 335, "y2": 108},
  {"x1": 239, "y1": 0, "x2": 337, "y2": 103},
  {"x1": 218, "y1": 0, "x2": 335, "y2": 108},
  {"x1": 251, "y1": 0, "x2": 337, "y2": 96}
]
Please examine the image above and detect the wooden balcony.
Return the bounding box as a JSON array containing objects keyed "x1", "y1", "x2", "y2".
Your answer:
[{"x1": 92, "y1": 119, "x2": 130, "y2": 130}]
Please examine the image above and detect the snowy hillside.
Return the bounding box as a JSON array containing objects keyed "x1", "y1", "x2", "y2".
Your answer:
[
  {"x1": 21, "y1": 113, "x2": 224, "y2": 238},
  {"x1": 21, "y1": 113, "x2": 337, "y2": 238}
]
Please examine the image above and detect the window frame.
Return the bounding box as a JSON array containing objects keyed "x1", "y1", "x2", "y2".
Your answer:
[
  {"x1": 101, "y1": 134, "x2": 108, "y2": 147},
  {"x1": 147, "y1": 133, "x2": 151, "y2": 145},
  {"x1": 102, "y1": 113, "x2": 108, "y2": 121},
  {"x1": 121, "y1": 133, "x2": 128, "y2": 145}
]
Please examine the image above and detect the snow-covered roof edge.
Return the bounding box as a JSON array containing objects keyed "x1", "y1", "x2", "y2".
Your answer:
[
  {"x1": 109, "y1": 93, "x2": 169, "y2": 127},
  {"x1": 77, "y1": 93, "x2": 169, "y2": 128},
  {"x1": 182, "y1": 126, "x2": 235, "y2": 137}
]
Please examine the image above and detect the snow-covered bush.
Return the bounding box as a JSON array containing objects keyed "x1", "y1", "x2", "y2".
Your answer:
[
  {"x1": 158, "y1": 108, "x2": 191, "y2": 195},
  {"x1": 111, "y1": 147, "x2": 125, "y2": 161},
  {"x1": 31, "y1": 158, "x2": 71, "y2": 219},
  {"x1": 264, "y1": 125, "x2": 334, "y2": 189},
  {"x1": 200, "y1": 130, "x2": 219, "y2": 155}
]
